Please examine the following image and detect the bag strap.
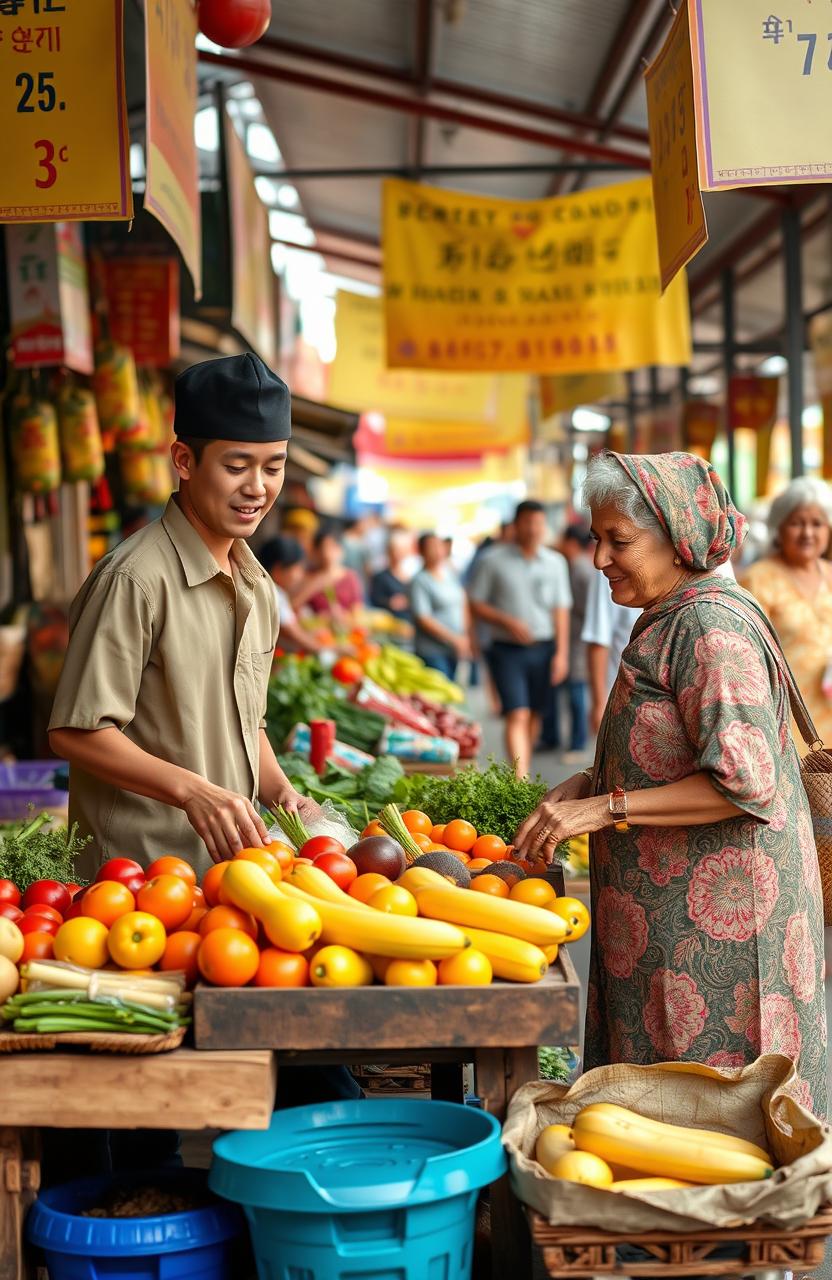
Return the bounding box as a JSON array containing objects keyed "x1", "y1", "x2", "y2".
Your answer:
[{"x1": 695, "y1": 595, "x2": 822, "y2": 750}]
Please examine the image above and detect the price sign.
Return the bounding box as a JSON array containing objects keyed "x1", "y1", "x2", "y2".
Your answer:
[
  {"x1": 689, "y1": 0, "x2": 832, "y2": 189},
  {"x1": 0, "y1": 0, "x2": 132, "y2": 223},
  {"x1": 102, "y1": 257, "x2": 180, "y2": 366},
  {"x1": 645, "y1": 0, "x2": 708, "y2": 291}
]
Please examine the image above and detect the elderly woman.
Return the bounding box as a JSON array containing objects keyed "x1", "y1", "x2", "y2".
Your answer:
[
  {"x1": 516, "y1": 452, "x2": 827, "y2": 1115},
  {"x1": 743, "y1": 477, "x2": 832, "y2": 752}
]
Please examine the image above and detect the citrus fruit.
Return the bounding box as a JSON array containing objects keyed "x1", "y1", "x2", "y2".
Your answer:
[
  {"x1": 159, "y1": 930, "x2": 202, "y2": 986},
  {"x1": 548, "y1": 1151, "x2": 613, "y2": 1187},
  {"x1": 467, "y1": 857, "x2": 493, "y2": 871},
  {"x1": 437, "y1": 948, "x2": 493, "y2": 986},
  {"x1": 402, "y1": 810, "x2": 433, "y2": 836},
  {"x1": 254, "y1": 948, "x2": 309, "y2": 987},
  {"x1": 429, "y1": 824, "x2": 446, "y2": 843},
  {"x1": 385, "y1": 958, "x2": 437, "y2": 987},
  {"x1": 199, "y1": 905, "x2": 258, "y2": 941},
  {"x1": 201, "y1": 861, "x2": 231, "y2": 906},
  {"x1": 310, "y1": 945, "x2": 373, "y2": 988},
  {"x1": 412, "y1": 833, "x2": 432, "y2": 852},
  {"x1": 177, "y1": 905, "x2": 208, "y2": 933},
  {"x1": 348, "y1": 872, "x2": 390, "y2": 903},
  {"x1": 471, "y1": 834, "x2": 507, "y2": 861},
  {"x1": 81, "y1": 881, "x2": 136, "y2": 927},
  {"x1": 53, "y1": 917, "x2": 110, "y2": 968},
  {"x1": 198, "y1": 927, "x2": 259, "y2": 987},
  {"x1": 443, "y1": 819, "x2": 478, "y2": 853},
  {"x1": 145, "y1": 856, "x2": 197, "y2": 888},
  {"x1": 360, "y1": 821, "x2": 386, "y2": 839},
  {"x1": 268, "y1": 841, "x2": 296, "y2": 873},
  {"x1": 548, "y1": 897, "x2": 590, "y2": 941},
  {"x1": 510, "y1": 878, "x2": 556, "y2": 907},
  {"x1": 470, "y1": 874, "x2": 510, "y2": 898},
  {"x1": 234, "y1": 847, "x2": 283, "y2": 882},
  {"x1": 368, "y1": 885, "x2": 418, "y2": 917}
]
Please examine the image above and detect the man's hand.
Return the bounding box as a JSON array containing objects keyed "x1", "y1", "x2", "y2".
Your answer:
[
  {"x1": 279, "y1": 788, "x2": 325, "y2": 827},
  {"x1": 182, "y1": 777, "x2": 271, "y2": 862},
  {"x1": 453, "y1": 633, "x2": 473, "y2": 661},
  {"x1": 551, "y1": 653, "x2": 568, "y2": 687},
  {"x1": 504, "y1": 617, "x2": 534, "y2": 645},
  {"x1": 389, "y1": 593, "x2": 410, "y2": 613}
]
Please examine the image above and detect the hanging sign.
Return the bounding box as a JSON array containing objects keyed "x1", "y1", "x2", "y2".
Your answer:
[
  {"x1": 539, "y1": 370, "x2": 626, "y2": 417},
  {"x1": 382, "y1": 177, "x2": 692, "y2": 374},
  {"x1": 101, "y1": 258, "x2": 180, "y2": 366},
  {"x1": 645, "y1": 0, "x2": 708, "y2": 291},
  {"x1": 0, "y1": 0, "x2": 132, "y2": 223},
  {"x1": 6, "y1": 221, "x2": 93, "y2": 372},
  {"x1": 728, "y1": 375, "x2": 779, "y2": 432},
  {"x1": 683, "y1": 400, "x2": 720, "y2": 457},
  {"x1": 689, "y1": 0, "x2": 832, "y2": 190},
  {"x1": 224, "y1": 110, "x2": 277, "y2": 365},
  {"x1": 145, "y1": 0, "x2": 201, "y2": 297}
]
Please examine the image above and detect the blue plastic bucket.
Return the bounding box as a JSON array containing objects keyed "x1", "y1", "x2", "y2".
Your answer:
[
  {"x1": 26, "y1": 1169, "x2": 246, "y2": 1280},
  {"x1": 210, "y1": 1099, "x2": 506, "y2": 1280}
]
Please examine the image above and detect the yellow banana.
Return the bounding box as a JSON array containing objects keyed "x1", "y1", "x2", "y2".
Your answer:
[
  {"x1": 279, "y1": 881, "x2": 469, "y2": 959},
  {"x1": 609, "y1": 1178, "x2": 696, "y2": 1192},
  {"x1": 461, "y1": 926, "x2": 547, "y2": 983},
  {"x1": 577, "y1": 1104, "x2": 773, "y2": 1165},
  {"x1": 288, "y1": 863, "x2": 371, "y2": 909},
  {"x1": 415, "y1": 885, "x2": 567, "y2": 947},
  {"x1": 572, "y1": 1104, "x2": 773, "y2": 1184}
]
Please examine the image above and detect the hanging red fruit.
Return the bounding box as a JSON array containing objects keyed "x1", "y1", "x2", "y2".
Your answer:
[{"x1": 197, "y1": 0, "x2": 271, "y2": 49}]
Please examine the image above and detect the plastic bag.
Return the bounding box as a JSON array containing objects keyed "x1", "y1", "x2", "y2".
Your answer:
[{"x1": 288, "y1": 800, "x2": 358, "y2": 852}]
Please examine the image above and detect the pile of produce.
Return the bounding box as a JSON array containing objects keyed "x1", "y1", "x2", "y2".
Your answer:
[
  {"x1": 1, "y1": 965, "x2": 189, "y2": 1036},
  {"x1": 534, "y1": 1104, "x2": 774, "y2": 1189},
  {"x1": 404, "y1": 760, "x2": 553, "y2": 850},
  {"x1": 364, "y1": 645, "x2": 464, "y2": 706},
  {"x1": 403, "y1": 695, "x2": 481, "y2": 760},
  {"x1": 0, "y1": 811, "x2": 90, "y2": 891},
  {"x1": 275, "y1": 753, "x2": 409, "y2": 826}
]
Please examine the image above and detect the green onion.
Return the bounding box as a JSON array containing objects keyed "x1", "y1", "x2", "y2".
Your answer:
[
  {"x1": 377, "y1": 804, "x2": 424, "y2": 864},
  {"x1": 273, "y1": 805, "x2": 312, "y2": 850}
]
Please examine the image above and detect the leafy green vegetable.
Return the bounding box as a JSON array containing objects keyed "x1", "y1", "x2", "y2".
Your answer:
[
  {"x1": 360, "y1": 755, "x2": 409, "y2": 810},
  {"x1": 266, "y1": 655, "x2": 345, "y2": 750},
  {"x1": 0, "y1": 811, "x2": 91, "y2": 890},
  {"x1": 403, "y1": 758, "x2": 557, "y2": 849},
  {"x1": 276, "y1": 752, "x2": 407, "y2": 823},
  {"x1": 538, "y1": 1046, "x2": 573, "y2": 1082}
]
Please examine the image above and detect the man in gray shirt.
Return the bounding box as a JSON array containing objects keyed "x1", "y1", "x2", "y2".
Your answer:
[{"x1": 469, "y1": 501, "x2": 571, "y2": 778}]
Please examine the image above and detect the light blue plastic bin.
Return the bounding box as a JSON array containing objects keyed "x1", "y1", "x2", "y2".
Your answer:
[{"x1": 209, "y1": 1099, "x2": 507, "y2": 1280}]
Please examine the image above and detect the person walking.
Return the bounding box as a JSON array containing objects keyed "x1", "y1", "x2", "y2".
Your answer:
[
  {"x1": 411, "y1": 533, "x2": 471, "y2": 680},
  {"x1": 369, "y1": 526, "x2": 414, "y2": 623},
  {"x1": 469, "y1": 500, "x2": 571, "y2": 778},
  {"x1": 540, "y1": 523, "x2": 593, "y2": 760}
]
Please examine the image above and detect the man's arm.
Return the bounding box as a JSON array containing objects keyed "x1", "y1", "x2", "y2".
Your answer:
[
  {"x1": 258, "y1": 728, "x2": 323, "y2": 824},
  {"x1": 586, "y1": 642, "x2": 609, "y2": 734},
  {"x1": 551, "y1": 606, "x2": 569, "y2": 686},
  {"x1": 49, "y1": 726, "x2": 269, "y2": 862}
]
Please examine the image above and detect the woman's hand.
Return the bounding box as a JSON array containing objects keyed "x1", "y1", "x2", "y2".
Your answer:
[{"x1": 514, "y1": 786, "x2": 609, "y2": 866}]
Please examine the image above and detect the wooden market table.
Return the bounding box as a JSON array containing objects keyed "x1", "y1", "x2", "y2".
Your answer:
[
  {"x1": 193, "y1": 947, "x2": 582, "y2": 1280},
  {"x1": 0, "y1": 1047, "x2": 276, "y2": 1280}
]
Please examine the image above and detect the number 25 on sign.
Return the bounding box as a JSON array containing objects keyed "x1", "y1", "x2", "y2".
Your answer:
[{"x1": 0, "y1": 0, "x2": 132, "y2": 223}]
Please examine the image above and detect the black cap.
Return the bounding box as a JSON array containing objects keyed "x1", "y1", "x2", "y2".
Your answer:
[{"x1": 174, "y1": 353, "x2": 291, "y2": 442}]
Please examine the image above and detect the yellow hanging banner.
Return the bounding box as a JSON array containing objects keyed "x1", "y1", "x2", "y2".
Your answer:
[
  {"x1": 382, "y1": 177, "x2": 691, "y2": 374},
  {"x1": 145, "y1": 0, "x2": 201, "y2": 297},
  {"x1": 689, "y1": 0, "x2": 832, "y2": 190},
  {"x1": 645, "y1": 0, "x2": 708, "y2": 291},
  {"x1": 0, "y1": 0, "x2": 132, "y2": 223},
  {"x1": 539, "y1": 370, "x2": 627, "y2": 417}
]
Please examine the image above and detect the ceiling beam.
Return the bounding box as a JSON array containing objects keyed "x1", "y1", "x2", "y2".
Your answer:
[
  {"x1": 254, "y1": 32, "x2": 649, "y2": 145},
  {"x1": 200, "y1": 51, "x2": 650, "y2": 168},
  {"x1": 411, "y1": 0, "x2": 437, "y2": 177},
  {"x1": 258, "y1": 162, "x2": 643, "y2": 180},
  {"x1": 688, "y1": 190, "x2": 819, "y2": 297}
]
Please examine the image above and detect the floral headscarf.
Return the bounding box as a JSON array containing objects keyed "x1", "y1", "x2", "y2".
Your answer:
[{"x1": 610, "y1": 452, "x2": 746, "y2": 571}]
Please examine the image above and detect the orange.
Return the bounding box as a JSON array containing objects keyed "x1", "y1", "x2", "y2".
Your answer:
[
  {"x1": 159, "y1": 930, "x2": 202, "y2": 987},
  {"x1": 402, "y1": 810, "x2": 433, "y2": 836},
  {"x1": 471, "y1": 834, "x2": 508, "y2": 862},
  {"x1": 53, "y1": 917, "x2": 109, "y2": 968},
  {"x1": 384, "y1": 958, "x2": 437, "y2": 987},
  {"x1": 191, "y1": 886, "x2": 206, "y2": 909},
  {"x1": 547, "y1": 897, "x2": 590, "y2": 941},
  {"x1": 360, "y1": 821, "x2": 386, "y2": 839},
  {"x1": 438, "y1": 948, "x2": 493, "y2": 986},
  {"x1": 198, "y1": 928, "x2": 259, "y2": 987},
  {"x1": 201, "y1": 861, "x2": 231, "y2": 907},
  {"x1": 145, "y1": 856, "x2": 197, "y2": 889},
  {"x1": 429, "y1": 824, "x2": 446, "y2": 843},
  {"x1": 177, "y1": 905, "x2": 208, "y2": 933},
  {"x1": 20, "y1": 931, "x2": 54, "y2": 962},
  {"x1": 136, "y1": 874, "x2": 193, "y2": 930},
  {"x1": 426, "y1": 843, "x2": 453, "y2": 854},
  {"x1": 254, "y1": 948, "x2": 309, "y2": 988},
  {"x1": 443, "y1": 820, "x2": 478, "y2": 853},
  {"x1": 470, "y1": 874, "x2": 510, "y2": 898},
  {"x1": 268, "y1": 841, "x2": 295, "y2": 873},
  {"x1": 348, "y1": 872, "x2": 390, "y2": 903},
  {"x1": 368, "y1": 885, "x2": 418, "y2": 917},
  {"x1": 467, "y1": 857, "x2": 493, "y2": 871},
  {"x1": 510, "y1": 878, "x2": 556, "y2": 907},
  {"x1": 234, "y1": 847, "x2": 282, "y2": 883},
  {"x1": 199, "y1": 904, "x2": 258, "y2": 941},
  {"x1": 411, "y1": 833, "x2": 432, "y2": 852},
  {"x1": 81, "y1": 881, "x2": 136, "y2": 927}
]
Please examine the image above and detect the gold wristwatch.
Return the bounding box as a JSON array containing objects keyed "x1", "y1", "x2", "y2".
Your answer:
[{"x1": 608, "y1": 786, "x2": 629, "y2": 833}]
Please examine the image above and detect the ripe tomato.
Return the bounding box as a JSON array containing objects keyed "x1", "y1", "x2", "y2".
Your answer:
[
  {"x1": 191, "y1": 886, "x2": 206, "y2": 909},
  {"x1": 402, "y1": 810, "x2": 433, "y2": 836},
  {"x1": 53, "y1": 917, "x2": 109, "y2": 968},
  {"x1": 199, "y1": 904, "x2": 258, "y2": 941},
  {"x1": 331, "y1": 656, "x2": 364, "y2": 685},
  {"x1": 22, "y1": 880, "x2": 71, "y2": 916},
  {"x1": 159, "y1": 930, "x2": 202, "y2": 987},
  {"x1": 438, "y1": 948, "x2": 493, "y2": 986},
  {"x1": 411, "y1": 833, "x2": 432, "y2": 852},
  {"x1": 300, "y1": 835, "x2": 346, "y2": 860},
  {"x1": 443, "y1": 820, "x2": 478, "y2": 853},
  {"x1": 471, "y1": 834, "x2": 507, "y2": 862},
  {"x1": 23, "y1": 903, "x2": 62, "y2": 924},
  {"x1": 20, "y1": 930, "x2": 54, "y2": 962},
  {"x1": 177, "y1": 905, "x2": 208, "y2": 933},
  {"x1": 254, "y1": 948, "x2": 309, "y2": 988},
  {"x1": 0, "y1": 903, "x2": 23, "y2": 924},
  {"x1": 136, "y1": 874, "x2": 193, "y2": 930},
  {"x1": 95, "y1": 858, "x2": 146, "y2": 895},
  {"x1": 198, "y1": 927, "x2": 259, "y2": 987},
  {"x1": 81, "y1": 881, "x2": 136, "y2": 927},
  {"x1": 470, "y1": 874, "x2": 510, "y2": 898},
  {"x1": 19, "y1": 913, "x2": 59, "y2": 936},
  {"x1": 312, "y1": 852, "x2": 357, "y2": 891},
  {"x1": 348, "y1": 872, "x2": 390, "y2": 903},
  {"x1": 234, "y1": 847, "x2": 282, "y2": 883},
  {"x1": 107, "y1": 911, "x2": 167, "y2": 969},
  {"x1": 201, "y1": 861, "x2": 230, "y2": 907},
  {"x1": 0, "y1": 879, "x2": 20, "y2": 908},
  {"x1": 360, "y1": 821, "x2": 386, "y2": 839},
  {"x1": 65, "y1": 883, "x2": 82, "y2": 896},
  {"x1": 145, "y1": 856, "x2": 197, "y2": 889},
  {"x1": 63, "y1": 899, "x2": 86, "y2": 921},
  {"x1": 429, "y1": 824, "x2": 446, "y2": 843},
  {"x1": 268, "y1": 841, "x2": 295, "y2": 873}
]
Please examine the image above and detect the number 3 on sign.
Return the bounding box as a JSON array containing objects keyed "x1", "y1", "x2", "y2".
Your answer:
[{"x1": 34, "y1": 139, "x2": 68, "y2": 189}]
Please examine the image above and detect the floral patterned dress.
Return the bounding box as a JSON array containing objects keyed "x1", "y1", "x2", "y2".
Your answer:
[{"x1": 584, "y1": 576, "x2": 828, "y2": 1117}]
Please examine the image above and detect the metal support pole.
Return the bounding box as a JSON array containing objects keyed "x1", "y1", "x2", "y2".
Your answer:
[
  {"x1": 648, "y1": 366, "x2": 660, "y2": 410},
  {"x1": 626, "y1": 371, "x2": 637, "y2": 452},
  {"x1": 783, "y1": 204, "x2": 805, "y2": 478},
  {"x1": 722, "y1": 269, "x2": 736, "y2": 496}
]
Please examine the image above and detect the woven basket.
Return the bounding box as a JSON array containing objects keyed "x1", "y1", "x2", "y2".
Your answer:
[
  {"x1": 801, "y1": 747, "x2": 832, "y2": 926},
  {"x1": 0, "y1": 1026, "x2": 186, "y2": 1054}
]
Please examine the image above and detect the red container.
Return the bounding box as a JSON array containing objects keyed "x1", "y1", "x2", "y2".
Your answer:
[{"x1": 309, "y1": 720, "x2": 336, "y2": 776}]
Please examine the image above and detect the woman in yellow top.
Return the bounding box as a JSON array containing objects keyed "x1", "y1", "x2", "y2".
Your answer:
[{"x1": 742, "y1": 477, "x2": 832, "y2": 751}]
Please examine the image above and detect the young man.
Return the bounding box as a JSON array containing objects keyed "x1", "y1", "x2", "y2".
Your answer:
[
  {"x1": 468, "y1": 500, "x2": 571, "y2": 779},
  {"x1": 49, "y1": 353, "x2": 322, "y2": 880}
]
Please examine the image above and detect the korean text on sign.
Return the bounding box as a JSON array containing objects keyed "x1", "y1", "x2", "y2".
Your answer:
[{"x1": 0, "y1": 0, "x2": 132, "y2": 223}]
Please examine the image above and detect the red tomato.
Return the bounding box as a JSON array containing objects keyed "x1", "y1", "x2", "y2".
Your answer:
[
  {"x1": 19, "y1": 913, "x2": 59, "y2": 936},
  {"x1": 0, "y1": 879, "x2": 20, "y2": 908},
  {"x1": 63, "y1": 899, "x2": 86, "y2": 921},
  {"x1": 65, "y1": 883, "x2": 81, "y2": 896},
  {"x1": 22, "y1": 880, "x2": 71, "y2": 916},
  {"x1": 331, "y1": 656, "x2": 364, "y2": 685},
  {"x1": 300, "y1": 835, "x2": 346, "y2": 861},
  {"x1": 197, "y1": 0, "x2": 271, "y2": 50},
  {"x1": 0, "y1": 903, "x2": 23, "y2": 923},
  {"x1": 95, "y1": 858, "x2": 146, "y2": 895},
  {"x1": 312, "y1": 852, "x2": 357, "y2": 891},
  {"x1": 23, "y1": 903, "x2": 62, "y2": 924}
]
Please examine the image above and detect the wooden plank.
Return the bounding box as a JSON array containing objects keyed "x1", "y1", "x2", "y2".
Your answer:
[
  {"x1": 194, "y1": 959, "x2": 580, "y2": 1051},
  {"x1": 2, "y1": 1050, "x2": 276, "y2": 1130},
  {"x1": 475, "y1": 1047, "x2": 538, "y2": 1280},
  {"x1": 0, "y1": 1128, "x2": 39, "y2": 1280}
]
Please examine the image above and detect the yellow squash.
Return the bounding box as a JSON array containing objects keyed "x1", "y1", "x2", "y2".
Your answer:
[
  {"x1": 415, "y1": 885, "x2": 567, "y2": 947},
  {"x1": 279, "y1": 880, "x2": 470, "y2": 959},
  {"x1": 577, "y1": 1104, "x2": 773, "y2": 1165},
  {"x1": 220, "y1": 860, "x2": 322, "y2": 952},
  {"x1": 610, "y1": 1178, "x2": 696, "y2": 1192},
  {"x1": 461, "y1": 926, "x2": 547, "y2": 983},
  {"x1": 289, "y1": 863, "x2": 371, "y2": 909}
]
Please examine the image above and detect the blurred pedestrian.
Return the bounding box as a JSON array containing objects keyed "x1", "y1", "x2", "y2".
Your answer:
[
  {"x1": 294, "y1": 527, "x2": 365, "y2": 625},
  {"x1": 281, "y1": 507, "x2": 319, "y2": 555},
  {"x1": 469, "y1": 500, "x2": 571, "y2": 778},
  {"x1": 540, "y1": 523, "x2": 593, "y2": 760},
  {"x1": 257, "y1": 536, "x2": 322, "y2": 655},
  {"x1": 411, "y1": 533, "x2": 471, "y2": 679},
  {"x1": 369, "y1": 526, "x2": 415, "y2": 622}
]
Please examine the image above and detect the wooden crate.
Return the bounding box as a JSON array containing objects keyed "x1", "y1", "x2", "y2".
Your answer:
[
  {"x1": 352, "y1": 1063, "x2": 431, "y2": 1093},
  {"x1": 529, "y1": 1205, "x2": 832, "y2": 1277}
]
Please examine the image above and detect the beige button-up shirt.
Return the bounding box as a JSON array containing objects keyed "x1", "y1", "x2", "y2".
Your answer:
[{"x1": 49, "y1": 497, "x2": 277, "y2": 879}]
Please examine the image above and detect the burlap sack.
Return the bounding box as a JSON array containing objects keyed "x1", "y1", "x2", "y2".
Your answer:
[{"x1": 503, "y1": 1054, "x2": 832, "y2": 1233}]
